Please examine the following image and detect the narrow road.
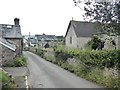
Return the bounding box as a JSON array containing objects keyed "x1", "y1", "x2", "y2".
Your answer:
[{"x1": 24, "y1": 51, "x2": 102, "y2": 88}]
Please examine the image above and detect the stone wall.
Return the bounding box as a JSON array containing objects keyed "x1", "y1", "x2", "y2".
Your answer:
[
  {"x1": 0, "y1": 44, "x2": 16, "y2": 66},
  {"x1": 7, "y1": 38, "x2": 23, "y2": 56}
]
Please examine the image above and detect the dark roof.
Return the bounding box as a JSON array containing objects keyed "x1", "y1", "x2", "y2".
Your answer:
[
  {"x1": 35, "y1": 35, "x2": 57, "y2": 41},
  {"x1": 29, "y1": 38, "x2": 37, "y2": 44},
  {"x1": 65, "y1": 20, "x2": 97, "y2": 37},
  {"x1": 0, "y1": 24, "x2": 22, "y2": 38}
]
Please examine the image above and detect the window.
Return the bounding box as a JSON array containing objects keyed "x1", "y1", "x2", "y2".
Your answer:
[{"x1": 70, "y1": 37, "x2": 72, "y2": 44}]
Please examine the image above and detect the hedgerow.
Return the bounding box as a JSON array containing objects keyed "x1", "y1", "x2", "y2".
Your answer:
[{"x1": 54, "y1": 46, "x2": 120, "y2": 70}]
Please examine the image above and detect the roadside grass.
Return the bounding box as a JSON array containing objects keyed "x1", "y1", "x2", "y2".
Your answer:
[{"x1": 0, "y1": 70, "x2": 16, "y2": 89}]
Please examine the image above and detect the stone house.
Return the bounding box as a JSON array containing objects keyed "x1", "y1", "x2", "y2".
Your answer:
[
  {"x1": 35, "y1": 34, "x2": 57, "y2": 48},
  {"x1": 65, "y1": 20, "x2": 96, "y2": 49},
  {"x1": 0, "y1": 18, "x2": 23, "y2": 66},
  {"x1": 0, "y1": 18, "x2": 23, "y2": 56}
]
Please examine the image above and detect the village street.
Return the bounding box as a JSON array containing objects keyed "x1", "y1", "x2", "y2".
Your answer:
[{"x1": 24, "y1": 51, "x2": 102, "y2": 88}]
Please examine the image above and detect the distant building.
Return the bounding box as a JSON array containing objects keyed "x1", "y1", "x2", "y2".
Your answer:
[
  {"x1": 28, "y1": 38, "x2": 38, "y2": 47},
  {"x1": 23, "y1": 35, "x2": 38, "y2": 47},
  {"x1": 0, "y1": 18, "x2": 23, "y2": 66},
  {"x1": 35, "y1": 34, "x2": 57, "y2": 48}
]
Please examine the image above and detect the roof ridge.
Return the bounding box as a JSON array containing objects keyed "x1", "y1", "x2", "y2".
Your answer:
[
  {"x1": 71, "y1": 20, "x2": 95, "y2": 23},
  {"x1": 66, "y1": 20, "x2": 96, "y2": 38}
]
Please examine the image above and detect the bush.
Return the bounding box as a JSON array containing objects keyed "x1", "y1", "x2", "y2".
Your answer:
[
  {"x1": 74, "y1": 64, "x2": 90, "y2": 78},
  {"x1": 14, "y1": 56, "x2": 27, "y2": 67},
  {"x1": 36, "y1": 48, "x2": 44, "y2": 58},
  {"x1": 44, "y1": 43, "x2": 49, "y2": 48},
  {"x1": 54, "y1": 46, "x2": 120, "y2": 70},
  {"x1": 86, "y1": 36, "x2": 101, "y2": 50},
  {"x1": 55, "y1": 52, "x2": 72, "y2": 61},
  {"x1": 45, "y1": 55, "x2": 55, "y2": 63}
]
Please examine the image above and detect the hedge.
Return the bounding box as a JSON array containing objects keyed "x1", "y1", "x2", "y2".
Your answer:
[{"x1": 54, "y1": 46, "x2": 120, "y2": 70}]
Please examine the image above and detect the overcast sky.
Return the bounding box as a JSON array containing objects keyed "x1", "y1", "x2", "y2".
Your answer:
[{"x1": 0, "y1": 0, "x2": 85, "y2": 36}]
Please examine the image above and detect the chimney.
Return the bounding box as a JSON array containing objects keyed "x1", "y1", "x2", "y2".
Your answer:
[{"x1": 14, "y1": 18, "x2": 20, "y2": 26}]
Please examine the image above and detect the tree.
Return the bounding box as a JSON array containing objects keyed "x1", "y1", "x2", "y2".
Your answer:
[
  {"x1": 73, "y1": 0, "x2": 120, "y2": 35},
  {"x1": 44, "y1": 43, "x2": 49, "y2": 48}
]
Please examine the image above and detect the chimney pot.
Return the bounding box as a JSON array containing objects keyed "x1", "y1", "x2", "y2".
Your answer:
[{"x1": 14, "y1": 18, "x2": 20, "y2": 26}]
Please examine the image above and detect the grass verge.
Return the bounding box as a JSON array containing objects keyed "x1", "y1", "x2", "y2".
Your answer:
[{"x1": 0, "y1": 69, "x2": 16, "y2": 89}]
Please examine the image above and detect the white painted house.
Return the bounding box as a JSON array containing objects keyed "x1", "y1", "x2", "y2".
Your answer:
[{"x1": 65, "y1": 20, "x2": 97, "y2": 49}]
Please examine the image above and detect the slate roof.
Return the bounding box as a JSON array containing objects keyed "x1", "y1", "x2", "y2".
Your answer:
[
  {"x1": 29, "y1": 38, "x2": 38, "y2": 44},
  {"x1": 23, "y1": 35, "x2": 35, "y2": 39},
  {"x1": 35, "y1": 35, "x2": 57, "y2": 41},
  {"x1": 65, "y1": 20, "x2": 97, "y2": 37},
  {"x1": 0, "y1": 37, "x2": 16, "y2": 51},
  {"x1": 0, "y1": 24, "x2": 22, "y2": 38}
]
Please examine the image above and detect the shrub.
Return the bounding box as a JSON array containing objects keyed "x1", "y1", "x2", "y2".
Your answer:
[
  {"x1": 55, "y1": 52, "x2": 72, "y2": 61},
  {"x1": 74, "y1": 64, "x2": 90, "y2": 78},
  {"x1": 86, "y1": 36, "x2": 101, "y2": 50},
  {"x1": 36, "y1": 48, "x2": 44, "y2": 58},
  {"x1": 44, "y1": 43, "x2": 49, "y2": 48},
  {"x1": 45, "y1": 55, "x2": 55, "y2": 63},
  {"x1": 54, "y1": 46, "x2": 120, "y2": 70},
  {"x1": 61, "y1": 62, "x2": 69, "y2": 70},
  {"x1": 14, "y1": 56, "x2": 27, "y2": 67}
]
